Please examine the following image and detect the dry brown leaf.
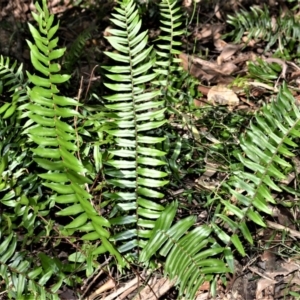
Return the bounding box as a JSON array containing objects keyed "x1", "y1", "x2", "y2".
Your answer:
[
  {"x1": 197, "y1": 85, "x2": 210, "y2": 96},
  {"x1": 256, "y1": 278, "x2": 275, "y2": 299},
  {"x1": 195, "y1": 293, "x2": 210, "y2": 300},
  {"x1": 214, "y1": 3, "x2": 222, "y2": 20},
  {"x1": 261, "y1": 249, "x2": 277, "y2": 273},
  {"x1": 267, "y1": 220, "x2": 300, "y2": 239},
  {"x1": 207, "y1": 85, "x2": 239, "y2": 107},
  {"x1": 133, "y1": 277, "x2": 175, "y2": 300},
  {"x1": 217, "y1": 62, "x2": 239, "y2": 75},
  {"x1": 1, "y1": 0, "x2": 29, "y2": 21},
  {"x1": 217, "y1": 43, "x2": 243, "y2": 65},
  {"x1": 179, "y1": 53, "x2": 203, "y2": 78},
  {"x1": 87, "y1": 278, "x2": 115, "y2": 299},
  {"x1": 242, "y1": 36, "x2": 257, "y2": 47},
  {"x1": 179, "y1": 53, "x2": 238, "y2": 83},
  {"x1": 214, "y1": 39, "x2": 228, "y2": 51},
  {"x1": 194, "y1": 24, "x2": 224, "y2": 42},
  {"x1": 103, "y1": 276, "x2": 140, "y2": 300},
  {"x1": 103, "y1": 26, "x2": 113, "y2": 37},
  {"x1": 276, "y1": 205, "x2": 294, "y2": 228},
  {"x1": 268, "y1": 260, "x2": 299, "y2": 277}
]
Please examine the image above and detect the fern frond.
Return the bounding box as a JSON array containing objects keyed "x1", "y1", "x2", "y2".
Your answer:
[
  {"x1": 24, "y1": 0, "x2": 123, "y2": 266},
  {"x1": 247, "y1": 57, "x2": 282, "y2": 83},
  {"x1": 154, "y1": 0, "x2": 184, "y2": 88},
  {"x1": 63, "y1": 26, "x2": 94, "y2": 75},
  {"x1": 219, "y1": 82, "x2": 300, "y2": 254},
  {"x1": 0, "y1": 232, "x2": 60, "y2": 299},
  {"x1": 0, "y1": 134, "x2": 72, "y2": 299},
  {"x1": 102, "y1": 0, "x2": 169, "y2": 253},
  {"x1": 226, "y1": 5, "x2": 300, "y2": 53},
  {"x1": 140, "y1": 202, "x2": 230, "y2": 299},
  {"x1": 0, "y1": 55, "x2": 28, "y2": 119}
]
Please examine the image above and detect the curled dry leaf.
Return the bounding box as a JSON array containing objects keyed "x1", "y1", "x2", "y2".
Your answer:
[
  {"x1": 1, "y1": 0, "x2": 29, "y2": 21},
  {"x1": 217, "y1": 62, "x2": 239, "y2": 75}
]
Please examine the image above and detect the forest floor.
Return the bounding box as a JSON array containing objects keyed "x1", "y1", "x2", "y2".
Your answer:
[{"x1": 1, "y1": 0, "x2": 300, "y2": 299}]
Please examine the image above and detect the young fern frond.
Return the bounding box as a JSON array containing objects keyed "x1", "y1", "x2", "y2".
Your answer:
[
  {"x1": 24, "y1": 0, "x2": 123, "y2": 267},
  {"x1": 102, "y1": 0, "x2": 169, "y2": 253},
  {"x1": 218, "y1": 82, "x2": 300, "y2": 254},
  {"x1": 154, "y1": 0, "x2": 184, "y2": 90}
]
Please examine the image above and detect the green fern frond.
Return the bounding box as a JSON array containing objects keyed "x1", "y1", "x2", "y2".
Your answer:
[
  {"x1": 0, "y1": 55, "x2": 28, "y2": 119},
  {"x1": 63, "y1": 26, "x2": 94, "y2": 75},
  {"x1": 154, "y1": 0, "x2": 184, "y2": 89},
  {"x1": 226, "y1": 5, "x2": 300, "y2": 53},
  {"x1": 24, "y1": 0, "x2": 123, "y2": 267},
  {"x1": 140, "y1": 202, "x2": 230, "y2": 299},
  {"x1": 0, "y1": 232, "x2": 60, "y2": 299},
  {"x1": 102, "y1": 0, "x2": 169, "y2": 253},
  {"x1": 154, "y1": 0, "x2": 195, "y2": 116},
  {"x1": 247, "y1": 58, "x2": 282, "y2": 83},
  {"x1": 219, "y1": 82, "x2": 300, "y2": 254}
]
